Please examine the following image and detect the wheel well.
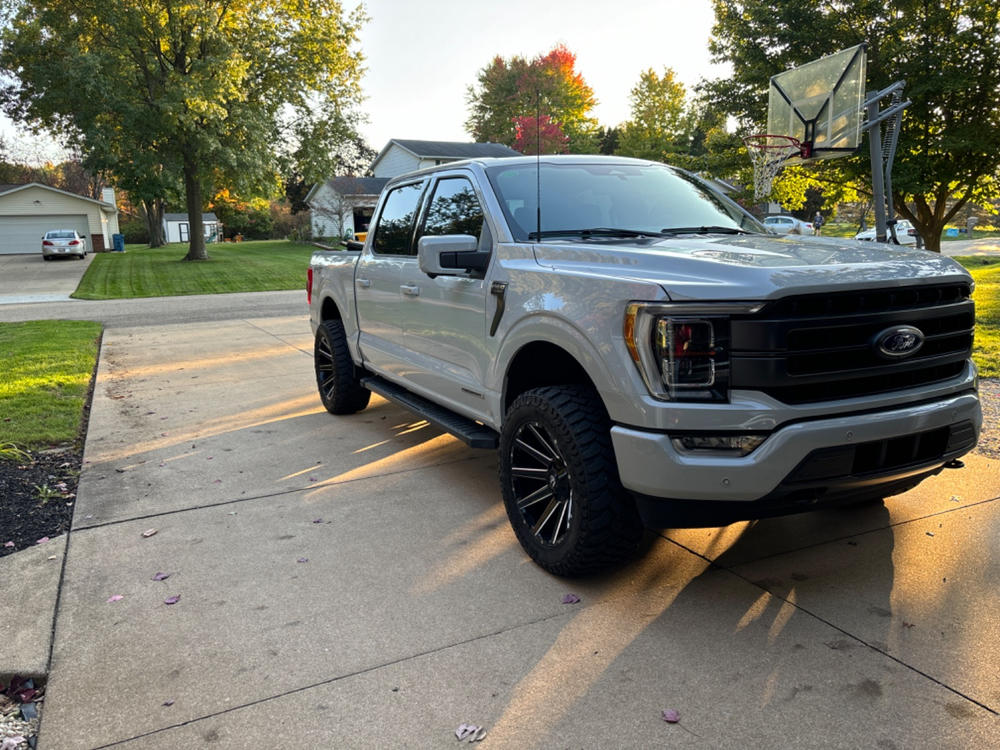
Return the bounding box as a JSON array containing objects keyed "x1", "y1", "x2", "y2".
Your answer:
[
  {"x1": 503, "y1": 342, "x2": 598, "y2": 413},
  {"x1": 320, "y1": 296, "x2": 342, "y2": 322}
]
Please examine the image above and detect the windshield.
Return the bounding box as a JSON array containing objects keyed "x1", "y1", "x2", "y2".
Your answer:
[{"x1": 485, "y1": 161, "x2": 764, "y2": 241}]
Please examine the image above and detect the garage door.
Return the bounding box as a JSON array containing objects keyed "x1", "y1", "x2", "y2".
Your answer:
[{"x1": 0, "y1": 215, "x2": 91, "y2": 255}]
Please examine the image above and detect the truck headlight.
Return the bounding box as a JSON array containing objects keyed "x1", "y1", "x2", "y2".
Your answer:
[{"x1": 624, "y1": 302, "x2": 762, "y2": 401}]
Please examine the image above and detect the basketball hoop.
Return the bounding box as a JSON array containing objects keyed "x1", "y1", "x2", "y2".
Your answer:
[{"x1": 743, "y1": 134, "x2": 804, "y2": 202}]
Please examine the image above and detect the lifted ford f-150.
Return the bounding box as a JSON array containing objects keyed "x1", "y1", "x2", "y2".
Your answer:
[{"x1": 307, "y1": 155, "x2": 980, "y2": 575}]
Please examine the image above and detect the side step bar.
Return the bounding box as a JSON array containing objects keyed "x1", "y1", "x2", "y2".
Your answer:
[{"x1": 361, "y1": 375, "x2": 499, "y2": 449}]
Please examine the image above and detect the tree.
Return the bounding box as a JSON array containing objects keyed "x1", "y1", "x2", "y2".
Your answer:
[
  {"x1": 465, "y1": 45, "x2": 600, "y2": 153},
  {"x1": 616, "y1": 68, "x2": 693, "y2": 161},
  {"x1": 513, "y1": 115, "x2": 569, "y2": 155},
  {"x1": 1, "y1": 0, "x2": 366, "y2": 260},
  {"x1": 705, "y1": 0, "x2": 1000, "y2": 251}
]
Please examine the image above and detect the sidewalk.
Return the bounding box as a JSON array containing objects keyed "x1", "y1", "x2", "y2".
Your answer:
[{"x1": 6, "y1": 315, "x2": 999, "y2": 747}]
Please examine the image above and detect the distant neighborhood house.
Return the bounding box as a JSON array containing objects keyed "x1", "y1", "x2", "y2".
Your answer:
[
  {"x1": 307, "y1": 139, "x2": 521, "y2": 240},
  {"x1": 370, "y1": 139, "x2": 521, "y2": 178},
  {"x1": 163, "y1": 213, "x2": 223, "y2": 244},
  {"x1": 0, "y1": 183, "x2": 119, "y2": 254},
  {"x1": 306, "y1": 177, "x2": 388, "y2": 240}
]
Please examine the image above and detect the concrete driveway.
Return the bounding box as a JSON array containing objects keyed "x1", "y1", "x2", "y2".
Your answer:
[
  {"x1": 9, "y1": 309, "x2": 995, "y2": 747},
  {"x1": 0, "y1": 252, "x2": 93, "y2": 304}
]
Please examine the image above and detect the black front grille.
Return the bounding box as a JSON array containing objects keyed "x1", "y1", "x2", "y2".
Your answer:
[
  {"x1": 785, "y1": 421, "x2": 976, "y2": 485},
  {"x1": 731, "y1": 283, "x2": 974, "y2": 404}
]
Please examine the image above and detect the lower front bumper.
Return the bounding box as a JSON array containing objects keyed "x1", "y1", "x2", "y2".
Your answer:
[{"x1": 611, "y1": 391, "x2": 981, "y2": 519}]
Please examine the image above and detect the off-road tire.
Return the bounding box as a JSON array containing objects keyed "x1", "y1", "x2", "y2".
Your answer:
[
  {"x1": 314, "y1": 319, "x2": 370, "y2": 415},
  {"x1": 499, "y1": 384, "x2": 644, "y2": 576}
]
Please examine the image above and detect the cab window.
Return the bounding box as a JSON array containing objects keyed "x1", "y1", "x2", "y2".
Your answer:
[
  {"x1": 372, "y1": 182, "x2": 424, "y2": 255},
  {"x1": 420, "y1": 177, "x2": 485, "y2": 239}
]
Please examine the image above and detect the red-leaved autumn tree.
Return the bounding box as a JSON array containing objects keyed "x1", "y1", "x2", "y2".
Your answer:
[
  {"x1": 465, "y1": 44, "x2": 599, "y2": 154},
  {"x1": 513, "y1": 115, "x2": 569, "y2": 155}
]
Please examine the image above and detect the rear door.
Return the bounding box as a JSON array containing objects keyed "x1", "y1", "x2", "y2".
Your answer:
[{"x1": 354, "y1": 179, "x2": 426, "y2": 375}]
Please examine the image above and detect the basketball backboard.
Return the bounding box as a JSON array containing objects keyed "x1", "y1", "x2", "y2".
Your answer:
[{"x1": 766, "y1": 44, "x2": 867, "y2": 165}]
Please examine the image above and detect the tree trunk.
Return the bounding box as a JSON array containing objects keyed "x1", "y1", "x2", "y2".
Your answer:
[
  {"x1": 182, "y1": 156, "x2": 208, "y2": 261},
  {"x1": 142, "y1": 198, "x2": 166, "y2": 247}
]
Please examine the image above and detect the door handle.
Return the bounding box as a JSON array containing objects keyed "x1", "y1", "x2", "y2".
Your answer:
[
  {"x1": 401, "y1": 284, "x2": 420, "y2": 297},
  {"x1": 356, "y1": 278, "x2": 372, "y2": 288}
]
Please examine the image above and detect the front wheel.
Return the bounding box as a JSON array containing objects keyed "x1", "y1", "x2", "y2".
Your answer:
[
  {"x1": 314, "y1": 319, "x2": 370, "y2": 414},
  {"x1": 499, "y1": 385, "x2": 643, "y2": 576}
]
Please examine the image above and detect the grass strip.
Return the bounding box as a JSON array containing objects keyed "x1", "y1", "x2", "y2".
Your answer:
[
  {"x1": 0, "y1": 320, "x2": 103, "y2": 449},
  {"x1": 73, "y1": 239, "x2": 316, "y2": 299},
  {"x1": 956, "y1": 257, "x2": 1000, "y2": 378}
]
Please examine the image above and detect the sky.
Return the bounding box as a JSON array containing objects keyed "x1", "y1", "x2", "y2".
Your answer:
[{"x1": 1, "y1": 0, "x2": 730, "y2": 165}]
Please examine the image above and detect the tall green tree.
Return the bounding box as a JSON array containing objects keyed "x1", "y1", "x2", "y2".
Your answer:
[
  {"x1": 616, "y1": 68, "x2": 693, "y2": 161},
  {"x1": 465, "y1": 45, "x2": 600, "y2": 154},
  {"x1": 1, "y1": 0, "x2": 366, "y2": 260},
  {"x1": 706, "y1": 0, "x2": 1000, "y2": 251}
]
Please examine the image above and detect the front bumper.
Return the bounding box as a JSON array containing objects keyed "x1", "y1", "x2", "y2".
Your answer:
[{"x1": 611, "y1": 390, "x2": 981, "y2": 522}]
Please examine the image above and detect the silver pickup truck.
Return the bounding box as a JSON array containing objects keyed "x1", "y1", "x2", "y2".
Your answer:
[{"x1": 308, "y1": 155, "x2": 980, "y2": 575}]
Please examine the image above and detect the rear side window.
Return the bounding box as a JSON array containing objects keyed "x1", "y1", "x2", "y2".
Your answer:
[
  {"x1": 420, "y1": 177, "x2": 484, "y2": 239},
  {"x1": 372, "y1": 182, "x2": 424, "y2": 255}
]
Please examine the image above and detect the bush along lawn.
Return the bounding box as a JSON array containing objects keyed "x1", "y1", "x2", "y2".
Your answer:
[
  {"x1": 955, "y1": 257, "x2": 1000, "y2": 378},
  {"x1": 0, "y1": 320, "x2": 102, "y2": 556},
  {"x1": 73, "y1": 239, "x2": 317, "y2": 299}
]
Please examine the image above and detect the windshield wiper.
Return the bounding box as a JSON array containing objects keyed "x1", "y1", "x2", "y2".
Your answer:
[
  {"x1": 527, "y1": 227, "x2": 674, "y2": 240},
  {"x1": 659, "y1": 226, "x2": 751, "y2": 235}
]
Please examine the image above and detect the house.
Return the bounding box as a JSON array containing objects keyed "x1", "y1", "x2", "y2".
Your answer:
[
  {"x1": 163, "y1": 213, "x2": 223, "y2": 243},
  {"x1": 0, "y1": 183, "x2": 119, "y2": 254},
  {"x1": 305, "y1": 176, "x2": 388, "y2": 240},
  {"x1": 370, "y1": 139, "x2": 521, "y2": 178}
]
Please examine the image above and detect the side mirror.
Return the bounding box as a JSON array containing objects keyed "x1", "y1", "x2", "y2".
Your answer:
[{"x1": 417, "y1": 235, "x2": 489, "y2": 277}]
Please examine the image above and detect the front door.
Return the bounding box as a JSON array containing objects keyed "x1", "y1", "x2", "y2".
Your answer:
[{"x1": 396, "y1": 174, "x2": 494, "y2": 419}]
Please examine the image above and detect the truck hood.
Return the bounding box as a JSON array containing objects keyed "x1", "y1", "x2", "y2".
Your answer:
[{"x1": 529, "y1": 233, "x2": 971, "y2": 301}]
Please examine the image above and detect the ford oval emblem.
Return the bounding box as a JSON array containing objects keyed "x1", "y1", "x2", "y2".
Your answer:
[{"x1": 874, "y1": 326, "x2": 925, "y2": 359}]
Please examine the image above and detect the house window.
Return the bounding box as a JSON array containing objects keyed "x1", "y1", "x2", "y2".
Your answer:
[{"x1": 179, "y1": 223, "x2": 189, "y2": 242}]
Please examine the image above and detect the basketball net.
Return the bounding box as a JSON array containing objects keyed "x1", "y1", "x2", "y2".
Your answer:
[{"x1": 743, "y1": 134, "x2": 802, "y2": 202}]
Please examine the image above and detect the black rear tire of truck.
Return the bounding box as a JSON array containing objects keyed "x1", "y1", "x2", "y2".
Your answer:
[
  {"x1": 314, "y1": 319, "x2": 371, "y2": 415},
  {"x1": 499, "y1": 385, "x2": 644, "y2": 576}
]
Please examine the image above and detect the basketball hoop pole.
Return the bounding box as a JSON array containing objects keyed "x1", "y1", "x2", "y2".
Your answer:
[
  {"x1": 862, "y1": 81, "x2": 911, "y2": 243},
  {"x1": 866, "y1": 99, "x2": 889, "y2": 242}
]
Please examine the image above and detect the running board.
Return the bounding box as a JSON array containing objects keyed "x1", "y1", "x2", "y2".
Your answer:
[{"x1": 361, "y1": 376, "x2": 499, "y2": 449}]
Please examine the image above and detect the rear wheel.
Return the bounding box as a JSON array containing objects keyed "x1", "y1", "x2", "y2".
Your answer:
[
  {"x1": 314, "y1": 319, "x2": 370, "y2": 414},
  {"x1": 499, "y1": 385, "x2": 643, "y2": 576}
]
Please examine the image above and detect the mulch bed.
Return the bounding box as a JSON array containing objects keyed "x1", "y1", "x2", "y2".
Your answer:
[{"x1": 0, "y1": 449, "x2": 80, "y2": 558}]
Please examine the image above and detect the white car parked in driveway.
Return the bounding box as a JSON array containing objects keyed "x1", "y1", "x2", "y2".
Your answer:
[
  {"x1": 763, "y1": 215, "x2": 813, "y2": 234},
  {"x1": 855, "y1": 219, "x2": 919, "y2": 245},
  {"x1": 41, "y1": 229, "x2": 88, "y2": 260}
]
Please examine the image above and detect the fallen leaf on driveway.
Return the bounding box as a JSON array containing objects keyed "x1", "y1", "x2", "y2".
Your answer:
[
  {"x1": 164, "y1": 595, "x2": 181, "y2": 605},
  {"x1": 662, "y1": 709, "x2": 680, "y2": 723},
  {"x1": 561, "y1": 593, "x2": 581, "y2": 604},
  {"x1": 107, "y1": 595, "x2": 124, "y2": 603},
  {"x1": 36, "y1": 536, "x2": 49, "y2": 545},
  {"x1": 152, "y1": 572, "x2": 171, "y2": 581},
  {"x1": 297, "y1": 557, "x2": 309, "y2": 563},
  {"x1": 141, "y1": 528, "x2": 158, "y2": 538},
  {"x1": 162, "y1": 700, "x2": 174, "y2": 707},
  {"x1": 312, "y1": 518, "x2": 323, "y2": 524}
]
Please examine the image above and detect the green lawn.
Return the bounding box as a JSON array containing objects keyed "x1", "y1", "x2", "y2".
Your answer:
[
  {"x1": 0, "y1": 320, "x2": 103, "y2": 450},
  {"x1": 955, "y1": 256, "x2": 1000, "y2": 378},
  {"x1": 73, "y1": 239, "x2": 317, "y2": 299}
]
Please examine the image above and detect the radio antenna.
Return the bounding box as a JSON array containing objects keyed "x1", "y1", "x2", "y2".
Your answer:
[{"x1": 535, "y1": 90, "x2": 541, "y2": 240}]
